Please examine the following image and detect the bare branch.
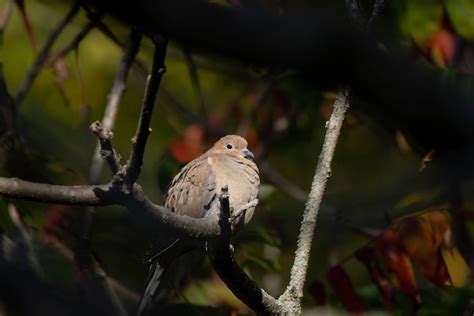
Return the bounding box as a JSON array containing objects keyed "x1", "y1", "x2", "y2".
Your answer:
[
  {"x1": 77, "y1": 27, "x2": 142, "y2": 316},
  {"x1": 90, "y1": 122, "x2": 121, "y2": 175},
  {"x1": 14, "y1": 2, "x2": 80, "y2": 105},
  {"x1": 49, "y1": 20, "x2": 97, "y2": 64},
  {"x1": 0, "y1": 177, "x2": 111, "y2": 205},
  {"x1": 123, "y1": 38, "x2": 168, "y2": 186},
  {"x1": 279, "y1": 88, "x2": 349, "y2": 313},
  {"x1": 90, "y1": 27, "x2": 142, "y2": 182},
  {"x1": 207, "y1": 188, "x2": 280, "y2": 315},
  {"x1": 0, "y1": 177, "x2": 227, "y2": 239}
]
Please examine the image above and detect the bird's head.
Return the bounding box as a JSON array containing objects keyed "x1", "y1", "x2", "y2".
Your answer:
[{"x1": 211, "y1": 135, "x2": 256, "y2": 162}]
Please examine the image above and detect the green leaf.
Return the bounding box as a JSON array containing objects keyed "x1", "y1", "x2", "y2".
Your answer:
[
  {"x1": 446, "y1": 0, "x2": 474, "y2": 39},
  {"x1": 398, "y1": 0, "x2": 443, "y2": 44}
]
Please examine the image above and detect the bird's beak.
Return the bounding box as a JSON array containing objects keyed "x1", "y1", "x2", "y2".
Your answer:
[{"x1": 242, "y1": 148, "x2": 255, "y2": 162}]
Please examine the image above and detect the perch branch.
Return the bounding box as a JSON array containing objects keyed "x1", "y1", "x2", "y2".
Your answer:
[
  {"x1": 0, "y1": 177, "x2": 225, "y2": 238},
  {"x1": 14, "y1": 2, "x2": 80, "y2": 105},
  {"x1": 207, "y1": 188, "x2": 281, "y2": 315}
]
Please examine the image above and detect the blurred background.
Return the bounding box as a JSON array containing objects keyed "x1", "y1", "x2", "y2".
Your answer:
[{"x1": 1, "y1": 0, "x2": 474, "y2": 315}]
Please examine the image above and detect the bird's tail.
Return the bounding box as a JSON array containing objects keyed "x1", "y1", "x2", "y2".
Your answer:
[{"x1": 136, "y1": 262, "x2": 165, "y2": 316}]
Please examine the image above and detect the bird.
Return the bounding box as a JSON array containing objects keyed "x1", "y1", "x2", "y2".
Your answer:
[{"x1": 136, "y1": 134, "x2": 260, "y2": 316}]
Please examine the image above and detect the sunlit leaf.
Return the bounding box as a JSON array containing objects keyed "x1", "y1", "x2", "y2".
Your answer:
[
  {"x1": 441, "y1": 246, "x2": 471, "y2": 287},
  {"x1": 429, "y1": 29, "x2": 456, "y2": 67},
  {"x1": 397, "y1": 212, "x2": 451, "y2": 286},
  {"x1": 446, "y1": 0, "x2": 474, "y2": 39},
  {"x1": 375, "y1": 229, "x2": 419, "y2": 302},
  {"x1": 398, "y1": 0, "x2": 443, "y2": 44}
]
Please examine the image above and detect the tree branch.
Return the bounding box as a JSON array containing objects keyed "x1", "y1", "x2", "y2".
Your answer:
[
  {"x1": 279, "y1": 88, "x2": 349, "y2": 313},
  {"x1": 90, "y1": 27, "x2": 142, "y2": 182},
  {"x1": 122, "y1": 37, "x2": 168, "y2": 186},
  {"x1": 0, "y1": 177, "x2": 227, "y2": 238},
  {"x1": 207, "y1": 188, "x2": 281, "y2": 315},
  {"x1": 14, "y1": 2, "x2": 80, "y2": 105},
  {"x1": 49, "y1": 19, "x2": 97, "y2": 65}
]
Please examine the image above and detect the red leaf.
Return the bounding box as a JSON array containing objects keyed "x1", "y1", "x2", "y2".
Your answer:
[
  {"x1": 170, "y1": 124, "x2": 205, "y2": 163},
  {"x1": 327, "y1": 265, "x2": 366, "y2": 314},
  {"x1": 397, "y1": 211, "x2": 452, "y2": 286},
  {"x1": 375, "y1": 229, "x2": 419, "y2": 301}
]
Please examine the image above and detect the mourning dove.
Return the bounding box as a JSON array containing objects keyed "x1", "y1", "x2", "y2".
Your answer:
[{"x1": 136, "y1": 135, "x2": 260, "y2": 316}]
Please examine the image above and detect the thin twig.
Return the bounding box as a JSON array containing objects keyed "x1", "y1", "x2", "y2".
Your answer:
[
  {"x1": 123, "y1": 37, "x2": 168, "y2": 186},
  {"x1": 49, "y1": 20, "x2": 97, "y2": 65},
  {"x1": 90, "y1": 121, "x2": 121, "y2": 175},
  {"x1": 90, "y1": 27, "x2": 142, "y2": 183},
  {"x1": 278, "y1": 88, "x2": 349, "y2": 313},
  {"x1": 75, "y1": 28, "x2": 142, "y2": 316},
  {"x1": 14, "y1": 2, "x2": 80, "y2": 105}
]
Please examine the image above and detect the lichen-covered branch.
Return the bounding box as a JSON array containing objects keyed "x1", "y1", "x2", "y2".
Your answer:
[{"x1": 278, "y1": 88, "x2": 349, "y2": 313}]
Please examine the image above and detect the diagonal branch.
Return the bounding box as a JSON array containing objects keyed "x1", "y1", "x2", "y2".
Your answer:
[
  {"x1": 14, "y1": 2, "x2": 80, "y2": 105},
  {"x1": 49, "y1": 19, "x2": 97, "y2": 65},
  {"x1": 90, "y1": 27, "x2": 142, "y2": 183},
  {"x1": 74, "y1": 27, "x2": 143, "y2": 316},
  {"x1": 207, "y1": 187, "x2": 280, "y2": 315},
  {"x1": 122, "y1": 37, "x2": 168, "y2": 186},
  {"x1": 278, "y1": 88, "x2": 349, "y2": 313}
]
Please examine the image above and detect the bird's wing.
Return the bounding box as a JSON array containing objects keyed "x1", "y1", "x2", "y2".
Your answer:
[
  {"x1": 164, "y1": 156, "x2": 217, "y2": 218},
  {"x1": 143, "y1": 156, "x2": 216, "y2": 263}
]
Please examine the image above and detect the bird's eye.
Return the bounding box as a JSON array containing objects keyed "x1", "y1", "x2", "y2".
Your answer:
[{"x1": 226, "y1": 143, "x2": 233, "y2": 150}]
